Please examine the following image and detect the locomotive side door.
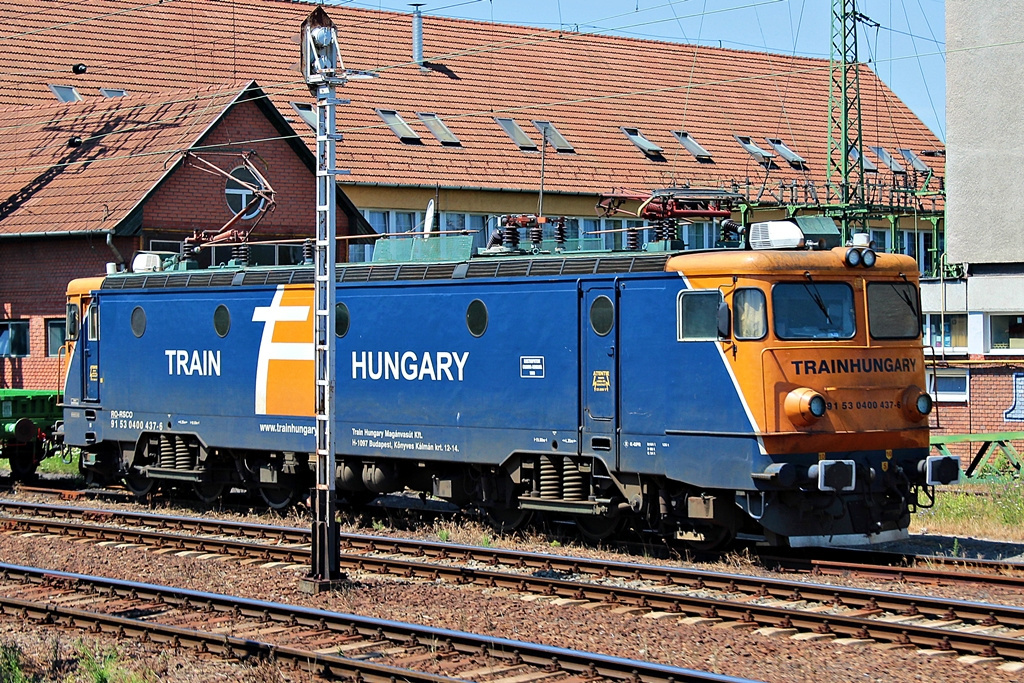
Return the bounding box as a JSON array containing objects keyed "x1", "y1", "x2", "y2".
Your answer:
[
  {"x1": 81, "y1": 301, "x2": 100, "y2": 402},
  {"x1": 580, "y1": 284, "x2": 618, "y2": 465}
]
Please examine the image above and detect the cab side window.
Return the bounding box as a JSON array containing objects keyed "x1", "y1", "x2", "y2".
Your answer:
[
  {"x1": 733, "y1": 288, "x2": 767, "y2": 340},
  {"x1": 677, "y1": 290, "x2": 722, "y2": 341},
  {"x1": 87, "y1": 303, "x2": 99, "y2": 342}
]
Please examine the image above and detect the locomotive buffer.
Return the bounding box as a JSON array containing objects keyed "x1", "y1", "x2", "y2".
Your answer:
[{"x1": 298, "y1": 7, "x2": 352, "y2": 593}]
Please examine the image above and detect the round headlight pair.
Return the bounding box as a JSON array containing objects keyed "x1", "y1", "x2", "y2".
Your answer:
[
  {"x1": 845, "y1": 247, "x2": 877, "y2": 268},
  {"x1": 785, "y1": 387, "x2": 828, "y2": 426}
]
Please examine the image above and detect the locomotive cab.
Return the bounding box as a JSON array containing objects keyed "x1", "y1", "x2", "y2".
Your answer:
[{"x1": 670, "y1": 235, "x2": 958, "y2": 546}]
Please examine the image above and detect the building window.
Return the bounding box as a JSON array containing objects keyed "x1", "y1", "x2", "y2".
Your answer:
[
  {"x1": 765, "y1": 138, "x2": 805, "y2": 167},
  {"x1": 621, "y1": 127, "x2": 663, "y2": 156},
  {"x1": 225, "y1": 166, "x2": 266, "y2": 220},
  {"x1": 0, "y1": 322, "x2": 29, "y2": 357},
  {"x1": 671, "y1": 131, "x2": 712, "y2": 160},
  {"x1": 376, "y1": 109, "x2": 421, "y2": 143},
  {"x1": 684, "y1": 222, "x2": 716, "y2": 250},
  {"x1": 149, "y1": 240, "x2": 182, "y2": 254},
  {"x1": 532, "y1": 121, "x2": 574, "y2": 153},
  {"x1": 924, "y1": 314, "x2": 967, "y2": 351},
  {"x1": 417, "y1": 113, "x2": 461, "y2": 146},
  {"x1": 99, "y1": 88, "x2": 127, "y2": 98},
  {"x1": 926, "y1": 368, "x2": 969, "y2": 403},
  {"x1": 868, "y1": 146, "x2": 906, "y2": 173},
  {"x1": 991, "y1": 315, "x2": 1024, "y2": 351},
  {"x1": 849, "y1": 146, "x2": 878, "y2": 172},
  {"x1": 734, "y1": 135, "x2": 775, "y2": 164},
  {"x1": 495, "y1": 118, "x2": 537, "y2": 150},
  {"x1": 46, "y1": 319, "x2": 67, "y2": 357},
  {"x1": 870, "y1": 229, "x2": 888, "y2": 253},
  {"x1": 47, "y1": 84, "x2": 82, "y2": 102}
]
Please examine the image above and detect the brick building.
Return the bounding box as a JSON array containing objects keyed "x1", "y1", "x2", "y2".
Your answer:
[{"x1": 0, "y1": 81, "x2": 368, "y2": 389}]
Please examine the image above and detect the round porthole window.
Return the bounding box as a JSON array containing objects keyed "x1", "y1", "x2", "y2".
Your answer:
[
  {"x1": 225, "y1": 166, "x2": 266, "y2": 220},
  {"x1": 214, "y1": 304, "x2": 230, "y2": 337},
  {"x1": 589, "y1": 296, "x2": 614, "y2": 336},
  {"x1": 335, "y1": 302, "x2": 350, "y2": 338},
  {"x1": 466, "y1": 299, "x2": 488, "y2": 337},
  {"x1": 130, "y1": 306, "x2": 146, "y2": 338}
]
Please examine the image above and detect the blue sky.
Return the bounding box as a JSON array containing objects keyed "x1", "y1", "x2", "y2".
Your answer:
[{"x1": 337, "y1": 0, "x2": 947, "y2": 140}]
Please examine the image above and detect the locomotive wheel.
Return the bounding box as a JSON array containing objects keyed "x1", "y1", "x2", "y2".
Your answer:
[
  {"x1": 123, "y1": 471, "x2": 155, "y2": 498},
  {"x1": 193, "y1": 481, "x2": 225, "y2": 505},
  {"x1": 573, "y1": 514, "x2": 625, "y2": 542},
  {"x1": 484, "y1": 506, "x2": 533, "y2": 534},
  {"x1": 259, "y1": 485, "x2": 296, "y2": 510}
]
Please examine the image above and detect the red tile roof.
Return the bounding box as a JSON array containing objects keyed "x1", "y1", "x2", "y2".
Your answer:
[
  {"x1": 0, "y1": 0, "x2": 944, "y2": 201},
  {"x1": 0, "y1": 83, "x2": 250, "y2": 235}
]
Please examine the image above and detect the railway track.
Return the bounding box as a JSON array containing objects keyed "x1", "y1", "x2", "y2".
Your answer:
[
  {"x1": 0, "y1": 562, "x2": 748, "y2": 683},
  {"x1": 2, "y1": 500, "x2": 1024, "y2": 662}
]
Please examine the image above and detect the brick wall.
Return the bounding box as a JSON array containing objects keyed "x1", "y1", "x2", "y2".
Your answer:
[
  {"x1": 929, "y1": 361, "x2": 1024, "y2": 470},
  {"x1": 0, "y1": 235, "x2": 137, "y2": 389},
  {"x1": 143, "y1": 99, "x2": 350, "y2": 242},
  {"x1": 1, "y1": 97, "x2": 355, "y2": 390}
]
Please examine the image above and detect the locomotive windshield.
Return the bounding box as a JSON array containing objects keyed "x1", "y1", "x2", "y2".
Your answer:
[
  {"x1": 866, "y1": 282, "x2": 921, "y2": 339},
  {"x1": 772, "y1": 282, "x2": 855, "y2": 340}
]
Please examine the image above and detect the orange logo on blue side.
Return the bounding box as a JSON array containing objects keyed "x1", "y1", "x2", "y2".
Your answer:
[{"x1": 252, "y1": 286, "x2": 314, "y2": 416}]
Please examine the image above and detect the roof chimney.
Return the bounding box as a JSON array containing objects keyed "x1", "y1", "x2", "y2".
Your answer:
[{"x1": 411, "y1": 4, "x2": 428, "y2": 72}]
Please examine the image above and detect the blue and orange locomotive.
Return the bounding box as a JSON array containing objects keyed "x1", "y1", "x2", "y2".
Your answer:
[{"x1": 59, "y1": 209, "x2": 959, "y2": 547}]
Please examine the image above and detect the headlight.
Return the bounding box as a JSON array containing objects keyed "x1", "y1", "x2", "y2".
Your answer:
[
  {"x1": 844, "y1": 247, "x2": 862, "y2": 267},
  {"x1": 861, "y1": 249, "x2": 877, "y2": 267},
  {"x1": 785, "y1": 387, "x2": 828, "y2": 426},
  {"x1": 902, "y1": 386, "x2": 933, "y2": 422}
]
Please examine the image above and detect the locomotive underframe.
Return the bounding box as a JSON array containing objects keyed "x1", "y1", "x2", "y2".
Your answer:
[{"x1": 78, "y1": 427, "x2": 928, "y2": 547}]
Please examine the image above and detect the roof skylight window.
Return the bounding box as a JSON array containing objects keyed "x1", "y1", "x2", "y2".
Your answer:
[
  {"x1": 734, "y1": 135, "x2": 775, "y2": 163},
  {"x1": 48, "y1": 84, "x2": 82, "y2": 103},
  {"x1": 671, "y1": 131, "x2": 712, "y2": 160},
  {"x1": 290, "y1": 102, "x2": 317, "y2": 131},
  {"x1": 417, "y1": 112, "x2": 461, "y2": 146},
  {"x1": 765, "y1": 138, "x2": 806, "y2": 167},
  {"x1": 849, "y1": 146, "x2": 878, "y2": 172},
  {"x1": 532, "y1": 121, "x2": 574, "y2": 153},
  {"x1": 495, "y1": 118, "x2": 537, "y2": 150},
  {"x1": 99, "y1": 88, "x2": 126, "y2": 98},
  {"x1": 898, "y1": 148, "x2": 931, "y2": 172},
  {"x1": 868, "y1": 146, "x2": 905, "y2": 173},
  {"x1": 376, "y1": 109, "x2": 421, "y2": 143},
  {"x1": 621, "y1": 127, "x2": 663, "y2": 155}
]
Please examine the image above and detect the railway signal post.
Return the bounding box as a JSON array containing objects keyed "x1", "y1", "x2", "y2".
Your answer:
[{"x1": 299, "y1": 7, "x2": 348, "y2": 592}]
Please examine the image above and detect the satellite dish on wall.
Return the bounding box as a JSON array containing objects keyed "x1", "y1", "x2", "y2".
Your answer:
[{"x1": 423, "y1": 199, "x2": 436, "y2": 237}]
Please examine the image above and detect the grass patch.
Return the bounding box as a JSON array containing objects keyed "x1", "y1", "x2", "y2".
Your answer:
[
  {"x1": 37, "y1": 453, "x2": 80, "y2": 477},
  {"x1": 911, "y1": 475, "x2": 1024, "y2": 541}
]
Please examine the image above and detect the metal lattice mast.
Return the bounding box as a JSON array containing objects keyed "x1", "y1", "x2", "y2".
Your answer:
[
  {"x1": 826, "y1": 0, "x2": 866, "y2": 241},
  {"x1": 300, "y1": 8, "x2": 348, "y2": 589}
]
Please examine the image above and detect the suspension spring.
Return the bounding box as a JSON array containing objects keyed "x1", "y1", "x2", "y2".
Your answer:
[
  {"x1": 174, "y1": 436, "x2": 193, "y2": 470},
  {"x1": 562, "y1": 457, "x2": 584, "y2": 501},
  {"x1": 539, "y1": 455, "x2": 560, "y2": 499},
  {"x1": 159, "y1": 435, "x2": 175, "y2": 469}
]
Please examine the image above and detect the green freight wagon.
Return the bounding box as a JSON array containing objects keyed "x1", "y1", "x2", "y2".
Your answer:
[{"x1": 0, "y1": 389, "x2": 62, "y2": 480}]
